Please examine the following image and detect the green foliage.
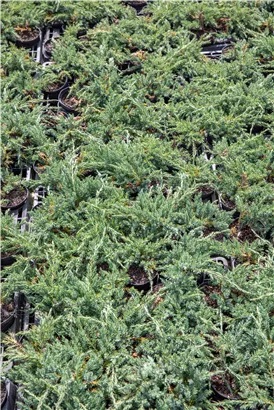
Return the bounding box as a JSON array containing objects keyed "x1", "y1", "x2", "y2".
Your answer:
[{"x1": 1, "y1": 1, "x2": 274, "y2": 409}]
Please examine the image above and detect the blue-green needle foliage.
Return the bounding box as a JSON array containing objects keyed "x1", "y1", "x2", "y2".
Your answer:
[{"x1": 1, "y1": 1, "x2": 274, "y2": 409}]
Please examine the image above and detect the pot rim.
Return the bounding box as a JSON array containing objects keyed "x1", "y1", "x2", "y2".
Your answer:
[
  {"x1": 44, "y1": 76, "x2": 68, "y2": 95},
  {"x1": 211, "y1": 375, "x2": 239, "y2": 400},
  {"x1": 1, "y1": 379, "x2": 8, "y2": 407},
  {"x1": 15, "y1": 26, "x2": 40, "y2": 40},
  {"x1": 0, "y1": 312, "x2": 15, "y2": 333},
  {"x1": 43, "y1": 36, "x2": 61, "y2": 58},
  {"x1": 58, "y1": 87, "x2": 80, "y2": 114},
  {"x1": 1, "y1": 186, "x2": 29, "y2": 211},
  {"x1": 130, "y1": 271, "x2": 158, "y2": 288},
  {"x1": 1, "y1": 252, "x2": 16, "y2": 261}
]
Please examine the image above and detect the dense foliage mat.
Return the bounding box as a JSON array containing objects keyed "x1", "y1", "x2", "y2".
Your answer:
[{"x1": 1, "y1": 1, "x2": 274, "y2": 409}]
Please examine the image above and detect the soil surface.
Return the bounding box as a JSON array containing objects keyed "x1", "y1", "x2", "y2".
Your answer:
[
  {"x1": 63, "y1": 97, "x2": 79, "y2": 109},
  {"x1": 126, "y1": 0, "x2": 147, "y2": 5},
  {"x1": 152, "y1": 282, "x2": 164, "y2": 294},
  {"x1": 1, "y1": 186, "x2": 27, "y2": 208},
  {"x1": 1, "y1": 301, "x2": 15, "y2": 320},
  {"x1": 1, "y1": 250, "x2": 14, "y2": 259},
  {"x1": 211, "y1": 374, "x2": 237, "y2": 398},
  {"x1": 81, "y1": 169, "x2": 97, "y2": 178},
  {"x1": 45, "y1": 37, "x2": 60, "y2": 53},
  {"x1": 128, "y1": 264, "x2": 153, "y2": 285},
  {"x1": 198, "y1": 186, "x2": 214, "y2": 196},
  {"x1": 46, "y1": 81, "x2": 64, "y2": 92},
  {"x1": 96, "y1": 262, "x2": 109, "y2": 273},
  {"x1": 202, "y1": 284, "x2": 222, "y2": 308},
  {"x1": 34, "y1": 161, "x2": 46, "y2": 174},
  {"x1": 45, "y1": 40, "x2": 54, "y2": 53},
  {"x1": 1, "y1": 382, "x2": 6, "y2": 402},
  {"x1": 119, "y1": 61, "x2": 140, "y2": 71},
  {"x1": 221, "y1": 196, "x2": 236, "y2": 209},
  {"x1": 197, "y1": 272, "x2": 211, "y2": 287},
  {"x1": 230, "y1": 221, "x2": 257, "y2": 243},
  {"x1": 16, "y1": 28, "x2": 39, "y2": 41},
  {"x1": 237, "y1": 225, "x2": 257, "y2": 243},
  {"x1": 203, "y1": 227, "x2": 224, "y2": 242},
  {"x1": 146, "y1": 94, "x2": 158, "y2": 103}
]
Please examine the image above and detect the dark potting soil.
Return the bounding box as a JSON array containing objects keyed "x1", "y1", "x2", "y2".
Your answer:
[
  {"x1": 146, "y1": 94, "x2": 158, "y2": 103},
  {"x1": 237, "y1": 225, "x2": 257, "y2": 243},
  {"x1": 63, "y1": 97, "x2": 79, "y2": 109},
  {"x1": 81, "y1": 169, "x2": 97, "y2": 178},
  {"x1": 96, "y1": 262, "x2": 109, "y2": 273},
  {"x1": 202, "y1": 285, "x2": 222, "y2": 308},
  {"x1": 1, "y1": 250, "x2": 14, "y2": 258},
  {"x1": 128, "y1": 264, "x2": 152, "y2": 285},
  {"x1": 45, "y1": 37, "x2": 60, "y2": 53},
  {"x1": 222, "y1": 196, "x2": 236, "y2": 209},
  {"x1": 197, "y1": 186, "x2": 214, "y2": 194},
  {"x1": 46, "y1": 81, "x2": 64, "y2": 92},
  {"x1": 152, "y1": 282, "x2": 164, "y2": 294},
  {"x1": 230, "y1": 221, "x2": 256, "y2": 243},
  {"x1": 211, "y1": 374, "x2": 238, "y2": 398},
  {"x1": 35, "y1": 162, "x2": 46, "y2": 174},
  {"x1": 17, "y1": 28, "x2": 39, "y2": 41},
  {"x1": 78, "y1": 35, "x2": 89, "y2": 42},
  {"x1": 203, "y1": 227, "x2": 224, "y2": 242},
  {"x1": 45, "y1": 41, "x2": 54, "y2": 53},
  {"x1": 2, "y1": 187, "x2": 27, "y2": 208},
  {"x1": 1, "y1": 301, "x2": 15, "y2": 320},
  {"x1": 1, "y1": 382, "x2": 6, "y2": 402},
  {"x1": 126, "y1": 0, "x2": 147, "y2": 5},
  {"x1": 119, "y1": 61, "x2": 140, "y2": 71}
]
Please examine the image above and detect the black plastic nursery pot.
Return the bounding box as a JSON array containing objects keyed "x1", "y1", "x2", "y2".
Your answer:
[
  {"x1": 58, "y1": 87, "x2": 80, "y2": 115},
  {"x1": 1, "y1": 292, "x2": 28, "y2": 334},
  {"x1": 211, "y1": 374, "x2": 240, "y2": 401},
  {"x1": 42, "y1": 38, "x2": 54, "y2": 60},
  {"x1": 1, "y1": 186, "x2": 28, "y2": 211},
  {"x1": 44, "y1": 76, "x2": 68, "y2": 100},
  {"x1": 42, "y1": 61, "x2": 55, "y2": 69},
  {"x1": 219, "y1": 195, "x2": 236, "y2": 211},
  {"x1": 1, "y1": 253, "x2": 16, "y2": 269},
  {"x1": 197, "y1": 272, "x2": 211, "y2": 287},
  {"x1": 128, "y1": 264, "x2": 159, "y2": 291},
  {"x1": 8, "y1": 161, "x2": 30, "y2": 177},
  {"x1": 1, "y1": 380, "x2": 7, "y2": 408},
  {"x1": 1, "y1": 301, "x2": 15, "y2": 333},
  {"x1": 211, "y1": 255, "x2": 229, "y2": 271},
  {"x1": 15, "y1": 27, "x2": 41, "y2": 48},
  {"x1": 197, "y1": 186, "x2": 215, "y2": 200},
  {"x1": 201, "y1": 41, "x2": 233, "y2": 60},
  {"x1": 33, "y1": 160, "x2": 47, "y2": 175},
  {"x1": 123, "y1": 0, "x2": 148, "y2": 14},
  {"x1": 0, "y1": 345, "x2": 11, "y2": 370},
  {"x1": 46, "y1": 20, "x2": 65, "y2": 30},
  {"x1": 1, "y1": 378, "x2": 17, "y2": 410},
  {"x1": 219, "y1": 194, "x2": 240, "y2": 218},
  {"x1": 76, "y1": 29, "x2": 87, "y2": 38},
  {"x1": 42, "y1": 36, "x2": 60, "y2": 60},
  {"x1": 31, "y1": 203, "x2": 43, "y2": 212},
  {"x1": 197, "y1": 256, "x2": 233, "y2": 288},
  {"x1": 117, "y1": 60, "x2": 142, "y2": 75}
]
